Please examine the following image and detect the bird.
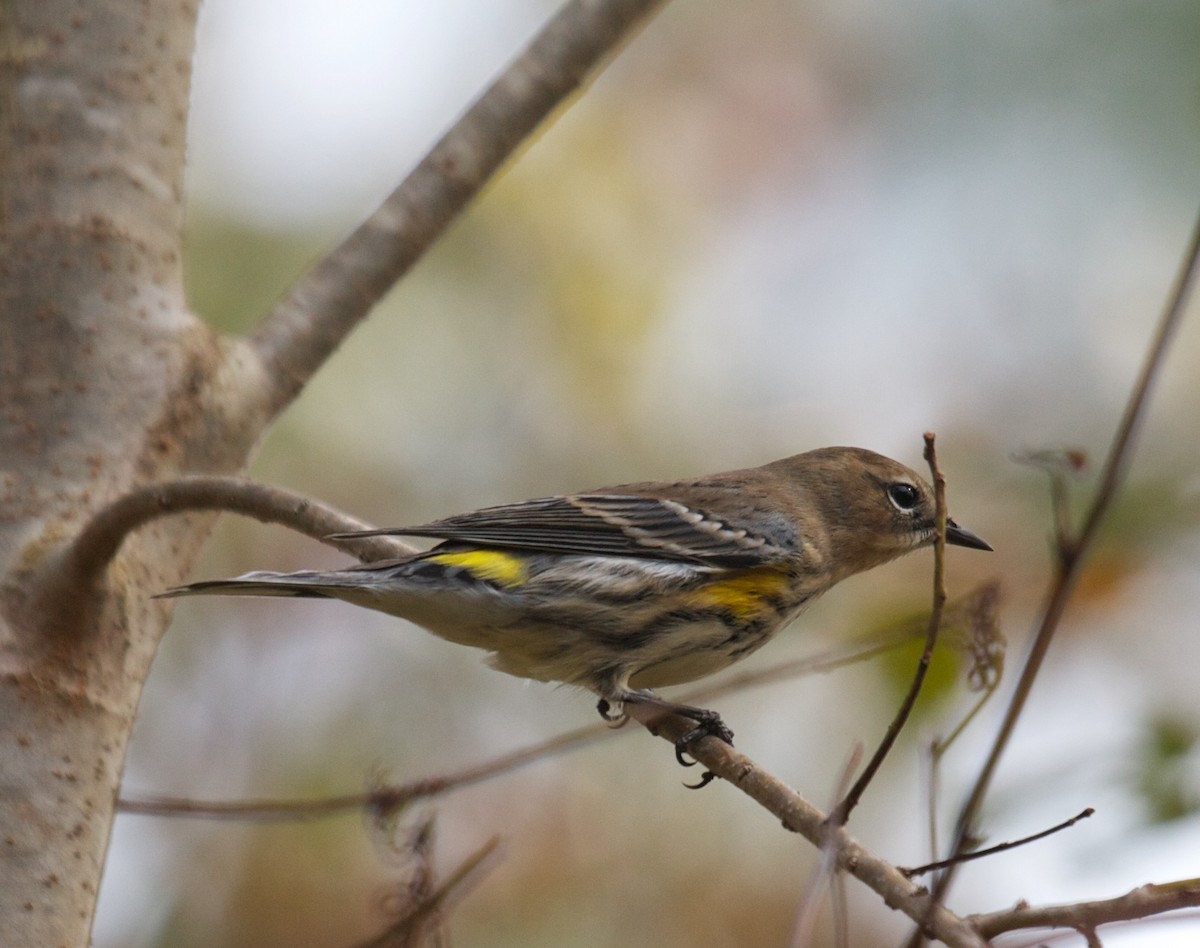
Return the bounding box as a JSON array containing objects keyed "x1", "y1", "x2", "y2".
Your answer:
[{"x1": 159, "y1": 446, "x2": 990, "y2": 765}]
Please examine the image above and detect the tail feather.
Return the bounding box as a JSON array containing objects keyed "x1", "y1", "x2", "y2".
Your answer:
[{"x1": 155, "y1": 570, "x2": 345, "y2": 600}]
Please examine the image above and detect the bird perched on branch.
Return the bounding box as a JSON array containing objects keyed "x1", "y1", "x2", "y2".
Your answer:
[{"x1": 160, "y1": 446, "x2": 990, "y2": 764}]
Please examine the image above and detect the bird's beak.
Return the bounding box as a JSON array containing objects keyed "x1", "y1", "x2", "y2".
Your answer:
[{"x1": 945, "y1": 518, "x2": 993, "y2": 551}]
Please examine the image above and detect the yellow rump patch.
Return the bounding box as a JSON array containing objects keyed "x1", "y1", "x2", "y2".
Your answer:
[
  {"x1": 692, "y1": 568, "x2": 790, "y2": 621},
  {"x1": 426, "y1": 549, "x2": 528, "y2": 587}
]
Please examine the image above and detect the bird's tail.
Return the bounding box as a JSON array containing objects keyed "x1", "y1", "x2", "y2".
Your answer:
[{"x1": 155, "y1": 570, "x2": 353, "y2": 600}]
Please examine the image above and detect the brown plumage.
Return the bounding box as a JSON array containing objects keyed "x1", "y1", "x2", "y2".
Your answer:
[{"x1": 160, "y1": 447, "x2": 990, "y2": 763}]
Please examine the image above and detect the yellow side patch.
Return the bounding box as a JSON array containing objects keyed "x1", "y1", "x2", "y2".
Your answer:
[
  {"x1": 692, "y1": 568, "x2": 790, "y2": 621},
  {"x1": 426, "y1": 549, "x2": 528, "y2": 587}
]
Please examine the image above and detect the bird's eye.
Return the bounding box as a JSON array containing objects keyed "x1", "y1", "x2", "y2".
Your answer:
[{"x1": 887, "y1": 483, "x2": 920, "y2": 512}]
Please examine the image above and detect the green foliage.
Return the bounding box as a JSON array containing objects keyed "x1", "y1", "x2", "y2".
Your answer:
[
  {"x1": 873, "y1": 607, "x2": 963, "y2": 717},
  {"x1": 1131, "y1": 712, "x2": 1200, "y2": 824}
]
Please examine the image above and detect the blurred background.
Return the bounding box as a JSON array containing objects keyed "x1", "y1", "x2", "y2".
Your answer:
[{"x1": 98, "y1": 0, "x2": 1200, "y2": 944}]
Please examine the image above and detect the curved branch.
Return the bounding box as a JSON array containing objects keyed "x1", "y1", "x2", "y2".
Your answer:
[
  {"x1": 54, "y1": 475, "x2": 416, "y2": 599},
  {"x1": 246, "y1": 0, "x2": 668, "y2": 419}
]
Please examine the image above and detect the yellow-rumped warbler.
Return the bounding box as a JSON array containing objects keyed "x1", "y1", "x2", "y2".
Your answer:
[{"x1": 161, "y1": 447, "x2": 989, "y2": 757}]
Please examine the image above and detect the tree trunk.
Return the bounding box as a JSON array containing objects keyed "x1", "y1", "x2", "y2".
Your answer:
[
  {"x1": 0, "y1": 0, "x2": 668, "y2": 940},
  {"x1": 0, "y1": 1, "x2": 259, "y2": 941}
]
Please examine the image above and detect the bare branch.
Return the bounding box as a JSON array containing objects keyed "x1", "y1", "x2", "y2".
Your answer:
[
  {"x1": 247, "y1": 0, "x2": 669, "y2": 419},
  {"x1": 789, "y1": 744, "x2": 863, "y2": 948},
  {"x1": 32, "y1": 476, "x2": 417, "y2": 637},
  {"x1": 826, "y1": 432, "x2": 949, "y2": 827},
  {"x1": 57, "y1": 475, "x2": 417, "y2": 594},
  {"x1": 924, "y1": 582, "x2": 1005, "y2": 863},
  {"x1": 356, "y1": 831, "x2": 503, "y2": 948},
  {"x1": 970, "y1": 878, "x2": 1200, "y2": 941},
  {"x1": 1077, "y1": 212, "x2": 1200, "y2": 552},
  {"x1": 370, "y1": 813, "x2": 442, "y2": 948},
  {"x1": 117, "y1": 714, "x2": 618, "y2": 822},
  {"x1": 115, "y1": 629, "x2": 921, "y2": 821},
  {"x1": 1011, "y1": 448, "x2": 1087, "y2": 552},
  {"x1": 624, "y1": 707, "x2": 989, "y2": 948},
  {"x1": 926, "y1": 205, "x2": 1200, "y2": 912},
  {"x1": 900, "y1": 808, "x2": 1094, "y2": 879}
]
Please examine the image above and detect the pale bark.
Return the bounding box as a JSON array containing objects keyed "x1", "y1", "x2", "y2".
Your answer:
[
  {"x1": 0, "y1": 0, "x2": 666, "y2": 941},
  {"x1": 0, "y1": 2, "x2": 238, "y2": 941}
]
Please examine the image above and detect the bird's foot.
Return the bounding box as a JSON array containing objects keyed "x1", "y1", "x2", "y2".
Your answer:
[
  {"x1": 596, "y1": 697, "x2": 629, "y2": 729},
  {"x1": 600, "y1": 691, "x2": 734, "y2": 789}
]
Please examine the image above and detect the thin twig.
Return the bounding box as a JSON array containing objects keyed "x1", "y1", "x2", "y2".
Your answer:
[
  {"x1": 924, "y1": 582, "x2": 1005, "y2": 863},
  {"x1": 826, "y1": 432, "x2": 949, "y2": 827},
  {"x1": 900, "y1": 807, "x2": 1094, "y2": 879},
  {"x1": 931, "y1": 681, "x2": 999, "y2": 761},
  {"x1": 124, "y1": 706, "x2": 993, "y2": 943},
  {"x1": 832, "y1": 872, "x2": 849, "y2": 948},
  {"x1": 790, "y1": 744, "x2": 863, "y2": 948},
  {"x1": 924, "y1": 675, "x2": 1003, "y2": 862},
  {"x1": 692, "y1": 630, "x2": 912, "y2": 698},
  {"x1": 356, "y1": 835, "x2": 503, "y2": 948},
  {"x1": 378, "y1": 813, "x2": 441, "y2": 948},
  {"x1": 115, "y1": 629, "x2": 920, "y2": 821},
  {"x1": 1011, "y1": 449, "x2": 1087, "y2": 551},
  {"x1": 920, "y1": 206, "x2": 1200, "y2": 926},
  {"x1": 117, "y1": 719, "x2": 616, "y2": 821},
  {"x1": 923, "y1": 741, "x2": 941, "y2": 873},
  {"x1": 246, "y1": 0, "x2": 669, "y2": 420}
]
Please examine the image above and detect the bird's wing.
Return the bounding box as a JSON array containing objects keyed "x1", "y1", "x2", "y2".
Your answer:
[{"x1": 336, "y1": 493, "x2": 794, "y2": 567}]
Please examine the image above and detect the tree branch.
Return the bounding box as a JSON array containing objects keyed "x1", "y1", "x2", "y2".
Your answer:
[
  {"x1": 827, "y1": 432, "x2": 948, "y2": 827},
  {"x1": 246, "y1": 0, "x2": 668, "y2": 419},
  {"x1": 970, "y1": 878, "x2": 1200, "y2": 941},
  {"x1": 625, "y1": 707, "x2": 989, "y2": 948},
  {"x1": 924, "y1": 206, "x2": 1200, "y2": 916},
  {"x1": 355, "y1": 830, "x2": 502, "y2": 948},
  {"x1": 44, "y1": 475, "x2": 416, "y2": 622},
  {"x1": 118, "y1": 716, "x2": 617, "y2": 822},
  {"x1": 901, "y1": 807, "x2": 1093, "y2": 879},
  {"x1": 789, "y1": 744, "x2": 862, "y2": 948},
  {"x1": 115, "y1": 628, "x2": 925, "y2": 821}
]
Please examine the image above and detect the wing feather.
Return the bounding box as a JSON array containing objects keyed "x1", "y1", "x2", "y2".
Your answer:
[{"x1": 335, "y1": 493, "x2": 793, "y2": 567}]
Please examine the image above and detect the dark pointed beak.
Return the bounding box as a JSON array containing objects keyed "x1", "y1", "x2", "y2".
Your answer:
[{"x1": 945, "y1": 518, "x2": 993, "y2": 551}]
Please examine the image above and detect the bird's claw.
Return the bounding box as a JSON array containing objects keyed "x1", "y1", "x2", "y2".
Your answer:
[
  {"x1": 674, "y1": 714, "x2": 734, "y2": 788},
  {"x1": 597, "y1": 694, "x2": 732, "y2": 789},
  {"x1": 683, "y1": 770, "x2": 719, "y2": 790}
]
